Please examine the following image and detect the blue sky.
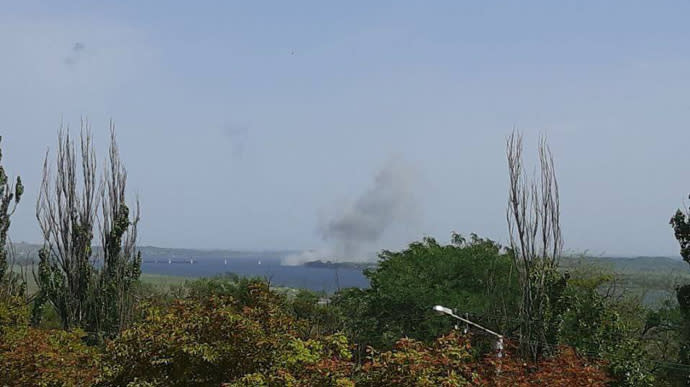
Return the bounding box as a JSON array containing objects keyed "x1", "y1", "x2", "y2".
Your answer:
[{"x1": 1, "y1": 1, "x2": 690, "y2": 257}]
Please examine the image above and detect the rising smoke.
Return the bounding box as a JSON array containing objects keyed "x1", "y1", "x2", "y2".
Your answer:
[{"x1": 284, "y1": 157, "x2": 420, "y2": 265}]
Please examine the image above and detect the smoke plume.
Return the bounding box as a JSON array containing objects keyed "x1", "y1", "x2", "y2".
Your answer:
[
  {"x1": 322, "y1": 157, "x2": 419, "y2": 258},
  {"x1": 281, "y1": 157, "x2": 420, "y2": 265}
]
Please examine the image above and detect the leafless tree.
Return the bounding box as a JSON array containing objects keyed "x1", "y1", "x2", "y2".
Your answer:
[
  {"x1": 34, "y1": 119, "x2": 140, "y2": 335},
  {"x1": 35, "y1": 120, "x2": 98, "y2": 329},
  {"x1": 3, "y1": 240, "x2": 28, "y2": 297},
  {"x1": 506, "y1": 130, "x2": 563, "y2": 360}
]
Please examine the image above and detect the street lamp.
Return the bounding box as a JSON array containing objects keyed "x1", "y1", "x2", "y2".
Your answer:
[
  {"x1": 432, "y1": 304, "x2": 504, "y2": 358},
  {"x1": 432, "y1": 305, "x2": 453, "y2": 315}
]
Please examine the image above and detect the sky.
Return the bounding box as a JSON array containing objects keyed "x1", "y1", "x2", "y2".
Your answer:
[{"x1": 1, "y1": 1, "x2": 689, "y2": 257}]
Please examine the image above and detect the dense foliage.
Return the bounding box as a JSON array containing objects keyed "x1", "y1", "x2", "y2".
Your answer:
[
  {"x1": 558, "y1": 266, "x2": 655, "y2": 386},
  {"x1": 1, "y1": 328, "x2": 101, "y2": 387},
  {"x1": 483, "y1": 346, "x2": 611, "y2": 386},
  {"x1": 671, "y1": 197, "x2": 690, "y2": 264},
  {"x1": 669, "y1": 194, "x2": 690, "y2": 383},
  {"x1": 0, "y1": 294, "x2": 100, "y2": 386},
  {"x1": 1, "y1": 264, "x2": 685, "y2": 386},
  {"x1": 357, "y1": 333, "x2": 478, "y2": 386},
  {"x1": 0, "y1": 136, "x2": 23, "y2": 284},
  {"x1": 100, "y1": 281, "x2": 353, "y2": 386},
  {"x1": 333, "y1": 235, "x2": 519, "y2": 350},
  {"x1": 2, "y1": 132, "x2": 690, "y2": 385}
]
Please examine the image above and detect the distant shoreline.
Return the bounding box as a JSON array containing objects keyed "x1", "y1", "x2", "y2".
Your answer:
[{"x1": 302, "y1": 260, "x2": 377, "y2": 270}]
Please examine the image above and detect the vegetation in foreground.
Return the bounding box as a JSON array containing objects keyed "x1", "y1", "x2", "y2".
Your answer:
[{"x1": 1, "y1": 126, "x2": 690, "y2": 385}]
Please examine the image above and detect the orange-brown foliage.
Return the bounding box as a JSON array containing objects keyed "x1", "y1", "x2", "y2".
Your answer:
[
  {"x1": 479, "y1": 345, "x2": 611, "y2": 387},
  {"x1": 0, "y1": 328, "x2": 101, "y2": 387}
]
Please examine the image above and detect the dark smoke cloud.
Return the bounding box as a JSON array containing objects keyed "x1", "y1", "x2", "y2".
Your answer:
[
  {"x1": 319, "y1": 157, "x2": 419, "y2": 259},
  {"x1": 64, "y1": 42, "x2": 86, "y2": 65}
]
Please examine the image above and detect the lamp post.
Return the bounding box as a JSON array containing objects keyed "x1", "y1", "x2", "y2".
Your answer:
[{"x1": 432, "y1": 305, "x2": 504, "y2": 359}]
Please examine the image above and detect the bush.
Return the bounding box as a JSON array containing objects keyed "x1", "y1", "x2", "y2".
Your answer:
[
  {"x1": 356, "y1": 333, "x2": 479, "y2": 386},
  {"x1": 560, "y1": 268, "x2": 656, "y2": 386},
  {"x1": 0, "y1": 294, "x2": 28, "y2": 338},
  {"x1": 100, "y1": 280, "x2": 353, "y2": 386},
  {"x1": 482, "y1": 346, "x2": 611, "y2": 386},
  {"x1": 0, "y1": 328, "x2": 101, "y2": 386}
]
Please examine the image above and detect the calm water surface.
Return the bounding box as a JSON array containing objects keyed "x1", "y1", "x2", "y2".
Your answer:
[{"x1": 141, "y1": 255, "x2": 369, "y2": 293}]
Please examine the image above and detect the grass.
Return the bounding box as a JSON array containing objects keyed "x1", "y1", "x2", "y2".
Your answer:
[
  {"x1": 11, "y1": 263, "x2": 302, "y2": 300},
  {"x1": 11, "y1": 264, "x2": 191, "y2": 294},
  {"x1": 139, "y1": 273, "x2": 190, "y2": 287}
]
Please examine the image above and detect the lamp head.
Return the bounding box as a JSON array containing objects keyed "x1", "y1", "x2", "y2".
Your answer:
[{"x1": 432, "y1": 305, "x2": 453, "y2": 315}]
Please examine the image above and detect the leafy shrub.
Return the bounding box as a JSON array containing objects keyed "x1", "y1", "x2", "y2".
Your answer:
[
  {"x1": 482, "y1": 346, "x2": 611, "y2": 386},
  {"x1": 560, "y1": 269, "x2": 656, "y2": 386},
  {"x1": 0, "y1": 328, "x2": 101, "y2": 386},
  {"x1": 356, "y1": 333, "x2": 479, "y2": 386},
  {"x1": 100, "y1": 280, "x2": 353, "y2": 386},
  {"x1": 0, "y1": 294, "x2": 28, "y2": 338}
]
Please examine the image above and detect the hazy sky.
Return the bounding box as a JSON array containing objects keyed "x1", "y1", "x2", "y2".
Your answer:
[{"x1": 1, "y1": 1, "x2": 689, "y2": 257}]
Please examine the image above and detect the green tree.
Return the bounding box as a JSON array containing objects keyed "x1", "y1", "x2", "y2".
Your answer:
[
  {"x1": 0, "y1": 136, "x2": 26, "y2": 341},
  {"x1": 89, "y1": 126, "x2": 141, "y2": 338},
  {"x1": 670, "y1": 194, "x2": 690, "y2": 381},
  {"x1": 0, "y1": 136, "x2": 23, "y2": 288},
  {"x1": 100, "y1": 281, "x2": 353, "y2": 386},
  {"x1": 288, "y1": 289, "x2": 341, "y2": 338},
  {"x1": 333, "y1": 234, "x2": 519, "y2": 351},
  {"x1": 560, "y1": 266, "x2": 655, "y2": 386},
  {"x1": 644, "y1": 299, "x2": 688, "y2": 384},
  {"x1": 670, "y1": 196, "x2": 690, "y2": 265},
  {"x1": 34, "y1": 126, "x2": 98, "y2": 330},
  {"x1": 34, "y1": 121, "x2": 141, "y2": 338}
]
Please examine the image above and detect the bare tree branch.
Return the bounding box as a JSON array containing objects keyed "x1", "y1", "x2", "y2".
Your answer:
[
  {"x1": 34, "y1": 119, "x2": 141, "y2": 336},
  {"x1": 506, "y1": 129, "x2": 563, "y2": 361}
]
